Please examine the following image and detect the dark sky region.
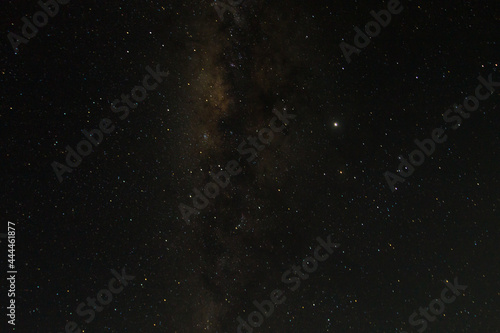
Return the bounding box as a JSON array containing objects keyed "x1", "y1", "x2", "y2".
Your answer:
[{"x1": 1, "y1": 0, "x2": 499, "y2": 332}]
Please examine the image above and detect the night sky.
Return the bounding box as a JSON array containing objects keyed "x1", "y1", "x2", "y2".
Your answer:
[{"x1": 1, "y1": 0, "x2": 499, "y2": 332}]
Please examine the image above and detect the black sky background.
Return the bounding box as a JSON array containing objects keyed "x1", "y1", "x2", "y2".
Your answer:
[{"x1": 1, "y1": 0, "x2": 499, "y2": 332}]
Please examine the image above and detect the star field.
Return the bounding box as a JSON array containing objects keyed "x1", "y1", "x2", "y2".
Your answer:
[{"x1": 1, "y1": 0, "x2": 499, "y2": 332}]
